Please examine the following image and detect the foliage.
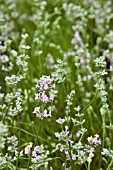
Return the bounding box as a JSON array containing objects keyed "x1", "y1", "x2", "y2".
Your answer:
[{"x1": 0, "y1": 0, "x2": 113, "y2": 169}]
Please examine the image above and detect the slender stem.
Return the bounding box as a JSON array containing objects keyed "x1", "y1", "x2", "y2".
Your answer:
[
  {"x1": 7, "y1": 125, "x2": 48, "y2": 143},
  {"x1": 16, "y1": 114, "x2": 21, "y2": 170},
  {"x1": 27, "y1": 155, "x2": 31, "y2": 170},
  {"x1": 102, "y1": 112, "x2": 106, "y2": 148},
  {"x1": 106, "y1": 159, "x2": 113, "y2": 170},
  {"x1": 88, "y1": 162, "x2": 91, "y2": 170},
  {"x1": 82, "y1": 90, "x2": 98, "y2": 113}
]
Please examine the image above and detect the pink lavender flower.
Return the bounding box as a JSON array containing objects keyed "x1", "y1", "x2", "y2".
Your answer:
[
  {"x1": 60, "y1": 145, "x2": 65, "y2": 152},
  {"x1": 35, "y1": 92, "x2": 49, "y2": 103},
  {"x1": 76, "y1": 132, "x2": 81, "y2": 138},
  {"x1": 24, "y1": 143, "x2": 32, "y2": 155},
  {"x1": 2, "y1": 62, "x2": 13, "y2": 72},
  {"x1": 71, "y1": 31, "x2": 83, "y2": 50},
  {"x1": 89, "y1": 147, "x2": 95, "y2": 153},
  {"x1": 55, "y1": 126, "x2": 70, "y2": 141},
  {"x1": 35, "y1": 75, "x2": 56, "y2": 103},
  {"x1": 87, "y1": 134, "x2": 101, "y2": 146},
  {"x1": 33, "y1": 75, "x2": 56, "y2": 119},
  {"x1": 33, "y1": 107, "x2": 51, "y2": 119},
  {"x1": 72, "y1": 154, "x2": 76, "y2": 160},
  {"x1": 0, "y1": 55, "x2": 9, "y2": 63},
  {"x1": 36, "y1": 76, "x2": 55, "y2": 91},
  {"x1": 32, "y1": 145, "x2": 49, "y2": 163}
]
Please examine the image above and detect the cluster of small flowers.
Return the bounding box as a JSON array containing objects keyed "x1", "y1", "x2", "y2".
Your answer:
[
  {"x1": 101, "y1": 148, "x2": 113, "y2": 158},
  {"x1": 2, "y1": 62, "x2": 13, "y2": 72},
  {"x1": 51, "y1": 59, "x2": 66, "y2": 83},
  {"x1": 71, "y1": 106, "x2": 85, "y2": 127},
  {"x1": 94, "y1": 78, "x2": 109, "y2": 109},
  {"x1": 71, "y1": 29, "x2": 84, "y2": 51},
  {"x1": 0, "y1": 21, "x2": 15, "y2": 72},
  {"x1": 8, "y1": 100, "x2": 23, "y2": 117},
  {"x1": 17, "y1": 33, "x2": 30, "y2": 77},
  {"x1": 65, "y1": 90, "x2": 75, "y2": 115},
  {"x1": 33, "y1": 106, "x2": 52, "y2": 119},
  {"x1": 87, "y1": 134, "x2": 101, "y2": 146},
  {"x1": 36, "y1": 76, "x2": 55, "y2": 91},
  {"x1": 24, "y1": 143, "x2": 49, "y2": 169},
  {"x1": 5, "y1": 74, "x2": 23, "y2": 87},
  {"x1": 55, "y1": 129, "x2": 101, "y2": 165},
  {"x1": 87, "y1": 1, "x2": 112, "y2": 34},
  {"x1": 6, "y1": 135, "x2": 22, "y2": 162},
  {"x1": 35, "y1": 75, "x2": 55, "y2": 103},
  {"x1": 62, "y1": 3, "x2": 87, "y2": 24},
  {"x1": 0, "y1": 54, "x2": 9, "y2": 63},
  {"x1": 4, "y1": 91, "x2": 23, "y2": 117},
  {"x1": 71, "y1": 23, "x2": 88, "y2": 69},
  {"x1": 5, "y1": 91, "x2": 21, "y2": 103},
  {"x1": 7, "y1": 135, "x2": 18, "y2": 152},
  {"x1": 71, "y1": 24, "x2": 85, "y2": 51},
  {"x1": 72, "y1": 142, "x2": 87, "y2": 164},
  {"x1": 55, "y1": 126, "x2": 71, "y2": 142},
  {"x1": 94, "y1": 51, "x2": 109, "y2": 109},
  {"x1": 67, "y1": 21, "x2": 93, "y2": 84},
  {"x1": 55, "y1": 101, "x2": 101, "y2": 166},
  {"x1": 29, "y1": 1, "x2": 47, "y2": 30},
  {"x1": 86, "y1": 134, "x2": 101, "y2": 163},
  {"x1": 0, "y1": 122, "x2": 8, "y2": 149},
  {"x1": 58, "y1": 143, "x2": 75, "y2": 161},
  {"x1": 32, "y1": 145, "x2": 49, "y2": 162},
  {"x1": 79, "y1": 134, "x2": 101, "y2": 162},
  {"x1": 55, "y1": 125, "x2": 78, "y2": 162},
  {"x1": 16, "y1": 54, "x2": 29, "y2": 68},
  {"x1": 94, "y1": 55, "x2": 106, "y2": 68},
  {"x1": 20, "y1": 33, "x2": 30, "y2": 51},
  {"x1": 0, "y1": 54, "x2": 13, "y2": 72},
  {"x1": 33, "y1": 75, "x2": 56, "y2": 119}
]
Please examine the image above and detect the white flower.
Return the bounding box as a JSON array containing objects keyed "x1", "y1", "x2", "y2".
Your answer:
[
  {"x1": 21, "y1": 33, "x2": 28, "y2": 39},
  {"x1": 56, "y1": 118, "x2": 65, "y2": 124},
  {"x1": 21, "y1": 45, "x2": 30, "y2": 50}
]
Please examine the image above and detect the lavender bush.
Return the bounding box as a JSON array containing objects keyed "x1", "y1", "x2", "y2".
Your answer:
[{"x1": 0, "y1": 0, "x2": 113, "y2": 169}]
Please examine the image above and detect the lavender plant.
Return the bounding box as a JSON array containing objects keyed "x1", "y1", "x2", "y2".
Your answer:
[{"x1": 0, "y1": 0, "x2": 113, "y2": 169}]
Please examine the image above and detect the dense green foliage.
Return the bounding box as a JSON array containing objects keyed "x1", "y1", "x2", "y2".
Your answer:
[{"x1": 0, "y1": 0, "x2": 113, "y2": 169}]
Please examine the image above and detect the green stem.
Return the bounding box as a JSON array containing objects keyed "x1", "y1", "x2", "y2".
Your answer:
[
  {"x1": 7, "y1": 125, "x2": 48, "y2": 143},
  {"x1": 16, "y1": 114, "x2": 21, "y2": 170},
  {"x1": 102, "y1": 112, "x2": 106, "y2": 148},
  {"x1": 27, "y1": 155, "x2": 31, "y2": 170},
  {"x1": 88, "y1": 162, "x2": 90, "y2": 170},
  {"x1": 106, "y1": 159, "x2": 113, "y2": 170},
  {"x1": 82, "y1": 90, "x2": 98, "y2": 113}
]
